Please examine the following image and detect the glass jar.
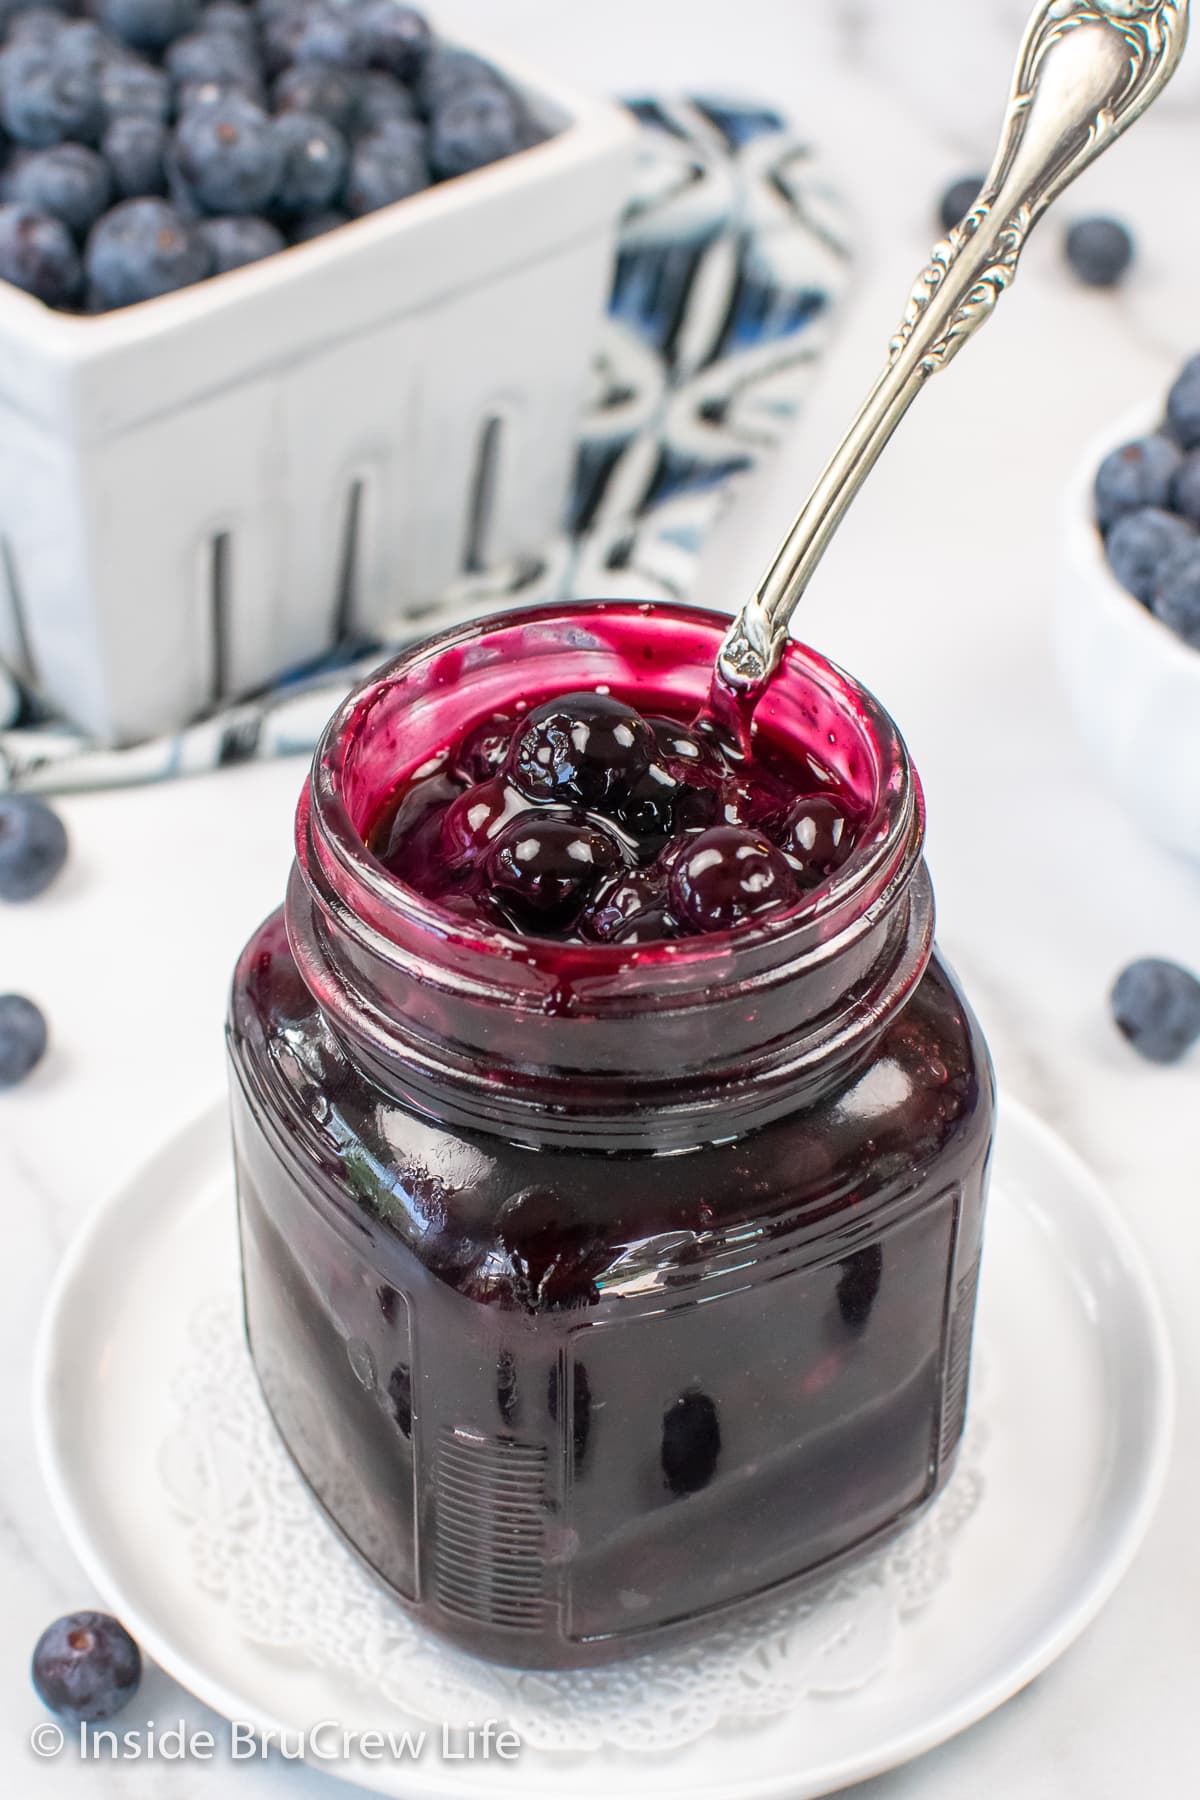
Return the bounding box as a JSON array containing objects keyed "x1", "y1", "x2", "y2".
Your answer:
[{"x1": 228, "y1": 600, "x2": 994, "y2": 1669}]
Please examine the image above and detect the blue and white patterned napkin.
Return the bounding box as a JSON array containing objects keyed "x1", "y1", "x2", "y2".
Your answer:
[{"x1": 0, "y1": 97, "x2": 852, "y2": 794}]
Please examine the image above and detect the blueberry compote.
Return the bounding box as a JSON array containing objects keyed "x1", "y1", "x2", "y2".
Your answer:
[{"x1": 228, "y1": 602, "x2": 994, "y2": 1669}]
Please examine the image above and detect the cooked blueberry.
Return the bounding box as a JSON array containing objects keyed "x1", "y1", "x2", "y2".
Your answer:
[
  {"x1": 98, "y1": 56, "x2": 170, "y2": 125},
  {"x1": 0, "y1": 993, "x2": 48, "y2": 1088},
  {"x1": 3, "y1": 144, "x2": 111, "y2": 235},
  {"x1": 668, "y1": 825, "x2": 797, "y2": 934},
  {"x1": 198, "y1": 211, "x2": 284, "y2": 271},
  {"x1": 359, "y1": 0, "x2": 430, "y2": 80},
  {"x1": 1167, "y1": 353, "x2": 1200, "y2": 450},
  {"x1": 485, "y1": 815, "x2": 627, "y2": 929},
  {"x1": 580, "y1": 868, "x2": 666, "y2": 941},
  {"x1": 661, "y1": 1391, "x2": 721, "y2": 1496},
  {"x1": 1104, "y1": 506, "x2": 1196, "y2": 605},
  {"x1": 369, "y1": 770, "x2": 460, "y2": 870},
  {"x1": 0, "y1": 201, "x2": 81, "y2": 304},
  {"x1": 272, "y1": 110, "x2": 347, "y2": 214},
  {"x1": 1065, "y1": 216, "x2": 1133, "y2": 288},
  {"x1": 0, "y1": 794, "x2": 67, "y2": 900},
  {"x1": 0, "y1": 42, "x2": 104, "y2": 147},
  {"x1": 292, "y1": 3, "x2": 369, "y2": 71},
  {"x1": 98, "y1": 0, "x2": 199, "y2": 52},
  {"x1": 508, "y1": 691, "x2": 655, "y2": 809},
  {"x1": 85, "y1": 196, "x2": 211, "y2": 307},
  {"x1": 165, "y1": 28, "x2": 259, "y2": 95},
  {"x1": 354, "y1": 68, "x2": 416, "y2": 133},
  {"x1": 31, "y1": 1612, "x2": 141, "y2": 1722},
  {"x1": 428, "y1": 81, "x2": 522, "y2": 179},
  {"x1": 837, "y1": 1243, "x2": 883, "y2": 1329},
  {"x1": 1094, "y1": 436, "x2": 1182, "y2": 531},
  {"x1": 102, "y1": 114, "x2": 168, "y2": 197},
  {"x1": 938, "y1": 172, "x2": 983, "y2": 234},
  {"x1": 451, "y1": 713, "x2": 515, "y2": 785},
  {"x1": 1169, "y1": 449, "x2": 1200, "y2": 526},
  {"x1": 646, "y1": 714, "x2": 722, "y2": 780},
  {"x1": 610, "y1": 904, "x2": 682, "y2": 944},
  {"x1": 1111, "y1": 958, "x2": 1200, "y2": 1064},
  {"x1": 344, "y1": 119, "x2": 427, "y2": 214},
  {"x1": 173, "y1": 96, "x2": 283, "y2": 214},
  {"x1": 781, "y1": 793, "x2": 856, "y2": 882},
  {"x1": 441, "y1": 776, "x2": 533, "y2": 863},
  {"x1": 1150, "y1": 543, "x2": 1200, "y2": 648},
  {"x1": 288, "y1": 205, "x2": 347, "y2": 241},
  {"x1": 272, "y1": 62, "x2": 358, "y2": 134},
  {"x1": 614, "y1": 761, "x2": 680, "y2": 857}
]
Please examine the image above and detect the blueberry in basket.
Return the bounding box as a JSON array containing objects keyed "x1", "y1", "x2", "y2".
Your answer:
[{"x1": 0, "y1": 2, "x2": 552, "y2": 313}]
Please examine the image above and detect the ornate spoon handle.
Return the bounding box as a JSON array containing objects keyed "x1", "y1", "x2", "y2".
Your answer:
[{"x1": 717, "y1": 0, "x2": 1189, "y2": 694}]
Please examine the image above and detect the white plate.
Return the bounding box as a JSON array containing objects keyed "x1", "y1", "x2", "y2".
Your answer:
[{"x1": 34, "y1": 1097, "x2": 1173, "y2": 1799}]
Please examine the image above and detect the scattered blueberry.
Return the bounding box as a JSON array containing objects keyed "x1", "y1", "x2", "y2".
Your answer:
[
  {"x1": 173, "y1": 95, "x2": 283, "y2": 214},
  {"x1": 938, "y1": 172, "x2": 983, "y2": 234},
  {"x1": 1167, "y1": 354, "x2": 1200, "y2": 450},
  {"x1": 272, "y1": 108, "x2": 346, "y2": 214},
  {"x1": 31, "y1": 1613, "x2": 141, "y2": 1721},
  {"x1": 0, "y1": 993, "x2": 48, "y2": 1087},
  {"x1": 359, "y1": 0, "x2": 430, "y2": 81},
  {"x1": 198, "y1": 209, "x2": 284, "y2": 270},
  {"x1": 1065, "y1": 216, "x2": 1133, "y2": 288},
  {"x1": 85, "y1": 195, "x2": 211, "y2": 306},
  {"x1": 271, "y1": 62, "x2": 357, "y2": 133},
  {"x1": 1111, "y1": 958, "x2": 1200, "y2": 1064},
  {"x1": 1150, "y1": 543, "x2": 1200, "y2": 647},
  {"x1": 97, "y1": 0, "x2": 200, "y2": 53},
  {"x1": 344, "y1": 119, "x2": 427, "y2": 214},
  {"x1": 0, "y1": 793, "x2": 68, "y2": 899},
  {"x1": 0, "y1": 199, "x2": 80, "y2": 302},
  {"x1": 102, "y1": 113, "x2": 167, "y2": 196},
  {"x1": 1094, "y1": 436, "x2": 1182, "y2": 531},
  {"x1": 2, "y1": 141, "x2": 112, "y2": 233},
  {"x1": 428, "y1": 80, "x2": 521, "y2": 179},
  {"x1": 1104, "y1": 506, "x2": 1196, "y2": 606}
]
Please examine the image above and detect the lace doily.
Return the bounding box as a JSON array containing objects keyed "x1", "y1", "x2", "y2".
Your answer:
[{"x1": 159, "y1": 1300, "x2": 987, "y2": 1754}]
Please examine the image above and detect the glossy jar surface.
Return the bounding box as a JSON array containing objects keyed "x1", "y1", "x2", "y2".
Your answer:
[{"x1": 227, "y1": 601, "x2": 995, "y2": 1668}]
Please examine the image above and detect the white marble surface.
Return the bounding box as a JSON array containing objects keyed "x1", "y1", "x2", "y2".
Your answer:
[{"x1": 4, "y1": 1, "x2": 1200, "y2": 1794}]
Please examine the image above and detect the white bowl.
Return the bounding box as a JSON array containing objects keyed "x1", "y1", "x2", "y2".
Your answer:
[
  {"x1": 1054, "y1": 411, "x2": 1200, "y2": 861},
  {"x1": 0, "y1": 41, "x2": 635, "y2": 746}
]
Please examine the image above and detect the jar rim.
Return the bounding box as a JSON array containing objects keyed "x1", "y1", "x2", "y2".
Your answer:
[{"x1": 300, "y1": 600, "x2": 921, "y2": 1000}]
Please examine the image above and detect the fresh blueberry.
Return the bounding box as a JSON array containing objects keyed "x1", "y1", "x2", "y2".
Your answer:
[
  {"x1": 98, "y1": 0, "x2": 200, "y2": 52},
  {"x1": 288, "y1": 205, "x2": 346, "y2": 241},
  {"x1": 780, "y1": 793, "x2": 856, "y2": 883},
  {"x1": 31, "y1": 1613, "x2": 141, "y2": 1721},
  {"x1": 174, "y1": 71, "x2": 262, "y2": 111},
  {"x1": 668, "y1": 825, "x2": 797, "y2": 934},
  {"x1": 3, "y1": 144, "x2": 112, "y2": 235},
  {"x1": 198, "y1": 1, "x2": 256, "y2": 45},
  {"x1": 164, "y1": 28, "x2": 259, "y2": 95},
  {"x1": 51, "y1": 20, "x2": 109, "y2": 74},
  {"x1": 1150, "y1": 543, "x2": 1200, "y2": 648},
  {"x1": 428, "y1": 81, "x2": 522, "y2": 179},
  {"x1": 272, "y1": 110, "x2": 346, "y2": 214},
  {"x1": 1104, "y1": 506, "x2": 1196, "y2": 606},
  {"x1": 272, "y1": 62, "x2": 358, "y2": 134},
  {"x1": 1093, "y1": 436, "x2": 1182, "y2": 531},
  {"x1": 1167, "y1": 353, "x2": 1200, "y2": 450},
  {"x1": 173, "y1": 96, "x2": 283, "y2": 214},
  {"x1": 0, "y1": 993, "x2": 48, "y2": 1088},
  {"x1": 343, "y1": 119, "x2": 427, "y2": 214},
  {"x1": 292, "y1": 4, "x2": 370, "y2": 72},
  {"x1": 938, "y1": 172, "x2": 984, "y2": 234},
  {"x1": 258, "y1": 0, "x2": 309, "y2": 77},
  {"x1": 417, "y1": 46, "x2": 507, "y2": 116},
  {"x1": 98, "y1": 56, "x2": 170, "y2": 125},
  {"x1": 1065, "y1": 216, "x2": 1133, "y2": 288},
  {"x1": 354, "y1": 68, "x2": 415, "y2": 133},
  {"x1": 359, "y1": 0, "x2": 430, "y2": 81},
  {"x1": 485, "y1": 815, "x2": 628, "y2": 930},
  {"x1": 508, "y1": 691, "x2": 656, "y2": 809},
  {"x1": 6, "y1": 5, "x2": 69, "y2": 46},
  {"x1": 1111, "y1": 958, "x2": 1200, "y2": 1064},
  {"x1": 102, "y1": 114, "x2": 168, "y2": 197},
  {"x1": 0, "y1": 201, "x2": 81, "y2": 304},
  {"x1": 0, "y1": 42, "x2": 105, "y2": 148},
  {"x1": 0, "y1": 793, "x2": 68, "y2": 899},
  {"x1": 198, "y1": 210, "x2": 284, "y2": 270},
  {"x1": 85, "y1": 196, "x2": 212, "y2": 307},
  {"x1": 1170, "y1": 449, "x2": 1200, "y2": 526}
]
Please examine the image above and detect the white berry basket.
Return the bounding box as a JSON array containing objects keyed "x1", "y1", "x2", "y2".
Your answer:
[
  {"x1": 1055, "y1": 408, "x2": 1200, "y2": 861},
  {"x1": 0, "y1": 46, "x2": 635, "y2": 746}
]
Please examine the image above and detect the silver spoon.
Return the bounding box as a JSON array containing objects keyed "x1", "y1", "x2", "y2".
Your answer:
[{"x1": 716, "y1": 0, "x2": 1189, "y2": 698}]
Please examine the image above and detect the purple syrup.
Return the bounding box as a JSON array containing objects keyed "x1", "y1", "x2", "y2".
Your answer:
[{"x1": 365, "y1": 684, "x2": 865, "y2": 944}]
